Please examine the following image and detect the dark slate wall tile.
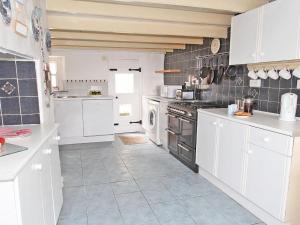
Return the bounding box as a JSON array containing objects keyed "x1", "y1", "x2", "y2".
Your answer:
[
  {"x1": 20, "y1": 97, "x2": 39, "y2": 114},
  {"x1": 16, "y1": 61, "x2": 36, "y2": 78},
  {"x1": 3, "y1": 115, "x2": 21, "y2": 125},
  {"x1": 22, "y1": 114, "x2": 40, "y2": 124},
  {"x1": 19, "y1": 79, "x2": 38, "y2": 96},
  {"x1": 0, "y1": 97, "x2": 20, "y2": 114},
  {"x1": 0, "y1": 79, "x2": 19, "y2": 97},
  {"x1": 0, "y1": 61, "x2": 16, "y2": 78}
]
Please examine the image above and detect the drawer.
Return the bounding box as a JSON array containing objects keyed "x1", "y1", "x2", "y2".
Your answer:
[{"x1": 249, "y1": 127, "x2": 292, "y2": 156}]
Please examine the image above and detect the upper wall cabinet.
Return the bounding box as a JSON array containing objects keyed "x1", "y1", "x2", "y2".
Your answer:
[
  {"x1": 230, "y1": 0, "x2": 300, "y2": 65},
  {"x1": 230, "y1": 7, "x2": 261, "y2": 65}
]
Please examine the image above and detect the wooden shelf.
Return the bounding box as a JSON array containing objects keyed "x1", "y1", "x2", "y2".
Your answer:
[{"x1": 155, "y1": 69, "x2": 181, "y2": 74}]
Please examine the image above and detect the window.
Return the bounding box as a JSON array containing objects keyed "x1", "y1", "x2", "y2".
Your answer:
[
  {"x1": 115, "y1": 73, "x2": 134, "y2": 94},
  {"x1": 49, "y1": 62, "x2": 57, "y2": 88},
  {"x1": 119, "y1": 104, "x2": 132, "y2": 116}
]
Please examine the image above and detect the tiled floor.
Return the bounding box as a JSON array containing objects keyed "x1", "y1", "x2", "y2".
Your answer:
[{"x1": 58, "y1": 135, "x2": 265, "y2": 225}]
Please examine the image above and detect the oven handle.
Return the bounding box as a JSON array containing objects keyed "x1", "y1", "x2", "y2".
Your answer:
[
  {"x1": 166, "y1": 129, "x2": 177, "y2": 135},
  {"x1": 168, "y1": 108, "x2": 185, "y2": 115},
  {"x1": 165, "y1": 113, "x2": 177, "y2": 118},
  {"x1": 179, "y1": 118, "x2": 192, "y2": 124},
  {"x1": 178, "y1": 143, "x2": 191, "y2": 152}
]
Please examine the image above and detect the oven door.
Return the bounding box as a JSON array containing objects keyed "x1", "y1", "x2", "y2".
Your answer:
[
  {"x1": 167, "y1": 129, "x2": 179, "y2": 155},
  {"x1": 178, "y1": 142, "x2": 195, "y2": 165},
  {"x1": 167, "y1": 113, "x2": 180, "y2": 134},
  {"x1": 178, "y1": 117, "x2": 196, "y2": 149}
]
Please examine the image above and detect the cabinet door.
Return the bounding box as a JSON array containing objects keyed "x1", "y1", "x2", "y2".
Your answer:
[
  {"x1": 217, "y1": 120, "x2": 247, "y2": 192},
  {"x1": 40, "y1": 149, "x2": 56, "y2": 225},
  {"x1": 48, "y1": 135, "x2": 63, "y2": 223},
  {"x1": 196, "y1": 113, "x2": 218, "y2": 175},
  {"x1": 54, "y1": 100, "x2": 83, "y2": 138},
  {"x1": 245, "y1": 144, "x2": 290, "y2": 220},
  {"x1": 16, "y1": 154, "x2": 44, "y2": 225},
  {"x1": 82, "y1": 99, "x2": 114, "y2": 136},
  {"x1": 230, "y1": 7, "x2": 261, "y2": 65},
  {"x1": 260, "y1": 0, "x2": 300, "y2": 62}
]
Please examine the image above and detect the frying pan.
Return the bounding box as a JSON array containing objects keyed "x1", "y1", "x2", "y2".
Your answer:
[{"x1": 199, "y1": 57, "x2": 215, "y2": 85}]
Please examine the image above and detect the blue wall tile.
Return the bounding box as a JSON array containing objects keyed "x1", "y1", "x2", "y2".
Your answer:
[
  {"x1": 16, "y1": 61, "x2": 36, "y2": 79},
  {"x1": 0, "y1": 60, "x2": 40, "y2": 125},
  {"x1": 0, "y1": 61, "x2": 16, "y2": 78}
]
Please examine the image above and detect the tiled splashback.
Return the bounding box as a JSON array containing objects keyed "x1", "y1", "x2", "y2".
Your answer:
[
  {"x1": 164, "y1": 37, "x2": 300, "y2": 116},
  {"x1": 0, "y1": 61, "x2": 40, "y2": 125}
]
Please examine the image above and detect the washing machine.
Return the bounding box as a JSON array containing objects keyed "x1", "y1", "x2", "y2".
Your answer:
[{"x1": 146, "y1": 99, "x2": 161, "y2": 145}]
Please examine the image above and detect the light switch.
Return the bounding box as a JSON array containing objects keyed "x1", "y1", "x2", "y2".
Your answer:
[{"x1": 249, "y1": 79, "x2": 261, "y2": 88}]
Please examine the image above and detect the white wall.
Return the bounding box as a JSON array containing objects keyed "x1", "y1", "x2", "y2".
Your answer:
[{"x1": 51, "y1": 49, "x2": 165, "y2": 96}]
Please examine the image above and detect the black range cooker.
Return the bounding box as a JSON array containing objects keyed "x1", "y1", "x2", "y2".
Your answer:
[{"x1": 167, "y1": 101, "x2": 226, "y2": 172}]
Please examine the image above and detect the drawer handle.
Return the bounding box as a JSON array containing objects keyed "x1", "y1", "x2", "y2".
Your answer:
[
  {"x1": 263, "y1": 137, "x2": 270, "y2": 143},
  {"x1": 32, "y1": 164, "x2": 43, "y2": 171},
  {"x1": 178, "y1": 144, "x2": 191, "y2": 152},
  {"x1": 53, "y1": 136, "x2": 61, "y2": 141},
  {"x1": 167, "y1": 129, "x2": 176, "y2": 135},
  {"x1": 43, "y1": 148, "x2": 52, "y2": 155},
  {"x1": 179, "y1": 118, "x2": 191, "y2": 124}
]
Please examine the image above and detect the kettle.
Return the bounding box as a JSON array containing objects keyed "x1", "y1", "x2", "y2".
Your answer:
[{"x1": 279, "y1": 93, "x2": 298, "y2": 122}]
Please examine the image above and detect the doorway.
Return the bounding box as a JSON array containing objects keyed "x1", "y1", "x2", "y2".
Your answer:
[{"x1": 109, "y1": 59, "x2": 142, "y2": 133}]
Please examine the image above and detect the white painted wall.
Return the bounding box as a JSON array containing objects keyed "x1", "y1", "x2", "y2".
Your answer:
[{"x1": 51, "y1": 49, "x2": 164, "y2": 96}]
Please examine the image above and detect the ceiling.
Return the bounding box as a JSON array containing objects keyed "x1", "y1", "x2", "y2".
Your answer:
[{"x1": 47, "y1": 0, "x2": 268, "y2": 53}]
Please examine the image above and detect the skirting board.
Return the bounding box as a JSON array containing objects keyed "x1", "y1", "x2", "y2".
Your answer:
[
  {"x1": 198, "y1": 167, "x2": 287, "y2": 225},
  {"x1": 58, "y1": 135, "x2": 115, "y2": 145}
]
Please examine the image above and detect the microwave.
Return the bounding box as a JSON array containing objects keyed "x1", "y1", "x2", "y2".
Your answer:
[{"x1": 160, "y1": 85, "x2": 181, "y2": 98}]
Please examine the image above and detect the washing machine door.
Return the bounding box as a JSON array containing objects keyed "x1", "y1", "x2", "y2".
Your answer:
[{"x1": 148, "y1": 109, "x2": 157, "y2": 131}]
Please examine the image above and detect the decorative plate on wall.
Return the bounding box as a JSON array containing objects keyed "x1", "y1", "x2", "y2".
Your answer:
[
  {"x1": 0, "y1": 0, "x2": 12, "y2": 25},
  {"x1": 45, "y1": 30, "x2": 51, "y2": 52},
  {"x1": 211, "y1": 38, "x2": 221, "y2": 55},
  {"x1": 31, "y1": 6, "x2": 42, "y2": 41}
]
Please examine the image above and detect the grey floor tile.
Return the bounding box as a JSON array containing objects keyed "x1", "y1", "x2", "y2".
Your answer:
[
  {"x1": 142, "y1": 189, "x2": 175, "y2": 204},
  {"x1": 135, "y1": 177, "x2": 166, "y2": 191},
  {"x1": 112, "y1": 180, "x2": 140, "y2": 195},
  {"x1": 58, "y1": 215, "x2": 88, "y2": 225},
  {"x1": 150, "y1": 201, "x2": 197, "y2": 225}
]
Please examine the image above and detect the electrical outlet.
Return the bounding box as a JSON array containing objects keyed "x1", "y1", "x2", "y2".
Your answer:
[
  {"x1": 249, "y1": 79, "x2": 262, "y2": 88},
  {"x1": 297, "y1": 80, "x2": 300, "y2": 89}
]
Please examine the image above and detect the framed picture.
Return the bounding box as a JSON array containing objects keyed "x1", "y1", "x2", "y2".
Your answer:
[{"x1": 15, "y1": 20, "x2": 28, "y2": 37}]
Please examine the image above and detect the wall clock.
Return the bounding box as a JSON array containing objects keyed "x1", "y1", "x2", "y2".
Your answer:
[
  {"x1": 0, "y1": 0, "x2": 12, "y2": 25},
  {"x1": 211, "y1": 38, "x2": 221, "y2": 55}
]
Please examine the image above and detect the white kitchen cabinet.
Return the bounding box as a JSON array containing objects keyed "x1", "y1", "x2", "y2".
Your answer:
[
  {"x1": 54, "y1": 100, "x2": 83, "y2": 138},
  {"x1": 217, "y1": 120, "x2": 247, "y2": 192},
  {"x1": 196, "y1": 113, "x2": 218, "y2": 174},
  {"x1": 260, "y1": 0, "x2": 300, "y2": 62},
  {"x1": 230, "y1": 0, "x2": 300, "y2": 65},
  {"x1": 82, "y1": 99, "x2": 114, "y2": 136},
  {"x1": 230, "y1": 7, "x2": 262, "y2": 65},
  {"x1": 48, "y1": 136, "x2": 63, "y2": 222},
  {"x1": 245, "y1": 144, "x2": 290, "y2": 220},
  {"x1": 16, "y1": 153, "x2": 45, "y2": 225}
]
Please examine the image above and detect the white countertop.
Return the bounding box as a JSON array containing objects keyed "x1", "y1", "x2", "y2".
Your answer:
[
  {"x1": 144, "y1": 95, "x2": 178, "y2": 103},
  {"x1": 198, "y1": 108, "x2": 300, "y2": 137},
  {"x1": 53, "y1": 95, "x2": 114, "y2": 101},
  {"x1": 0, "y1": 124, "x2": 59, "y2": 182}
]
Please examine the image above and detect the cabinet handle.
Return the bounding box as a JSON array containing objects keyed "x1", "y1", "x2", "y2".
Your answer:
[
  {"x1": 43, "y1": 148, "x2": 52, "y2": 155},
  {"x1": 247, "y1": 150, "x2": 253, "y2": 155},
  {"x1": 212, "y1": 121, "x2": 217, "y2": 126},
  {"x1": 32, "y1": 164, "x2": 43, "y2": 171},
  {"x1": 53, "y1": 136, "x2": 61, "y2": 141},
  {"x1": 263, "y1": 137, "x2": 270, "y2": 143}
]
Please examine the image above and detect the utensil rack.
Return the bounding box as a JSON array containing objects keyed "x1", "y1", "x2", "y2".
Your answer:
[{"x1": 195, "y1": 52, "x2": 229, "y2": 69}]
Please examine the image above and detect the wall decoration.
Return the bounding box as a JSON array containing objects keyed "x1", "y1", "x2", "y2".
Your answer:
[
  {"x1": 31, "y1": 6, "x2": 42, "y2": 41},
  {"x1": 43, "y1": 63, "x2": 51, "y2": 108},
  {"x1": 15, "y1": 20, "x2": 28, "y2": 36},
  {"x1": 45, "y1": 30, "x2": 51, "y2": 52},
  {"x1": 0, "y1": 0, "x2": 12, "y2": 25},
  {"x1": 211, "y1": 38, "x2": 221, "y2": 54}
]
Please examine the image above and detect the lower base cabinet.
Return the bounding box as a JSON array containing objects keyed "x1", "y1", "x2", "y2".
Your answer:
[
  {"x1": 0, "y1": 129, "x2": 63, "y2": 225},
  {"x1": 245, "y1": 144, "x2": 290, "y2": 220}
]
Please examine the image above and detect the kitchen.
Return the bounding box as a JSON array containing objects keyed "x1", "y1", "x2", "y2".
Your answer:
[{"x1": 0, "y1": 0, "x2": 300, "y2": 225}]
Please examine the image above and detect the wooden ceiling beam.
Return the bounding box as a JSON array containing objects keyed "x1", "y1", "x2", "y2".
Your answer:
[
  {"x1": 52, "y1": 40, "x2": 185, "y2": 49},
  {"x1": 51, "y1": 31, "x2": 204, "y2": 45},
  {"x1": 47, "y1": 0, "x2": 232, "y2": 26},
  {"x1": 78, "y1": 0, "x2": 268, "y2": 13},
  {"x1": 52, "y1": 45, "x2": 173, "y2": 53},
  {"x1": 48, "y1": 15, "x2": 228, "y2": 38}
]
